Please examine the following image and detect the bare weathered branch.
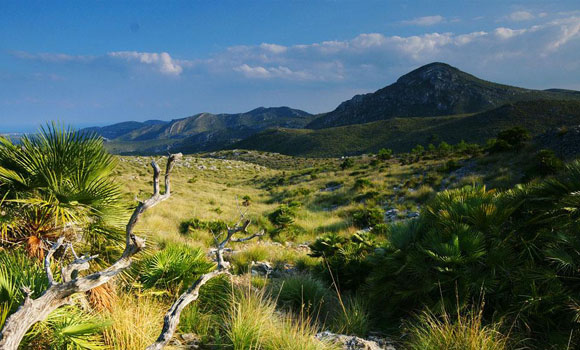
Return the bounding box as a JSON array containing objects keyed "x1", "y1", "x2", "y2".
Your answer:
[
  {"x1": 231, "y1": 230, "x2": 265, "y2": 243},
  {"x1": 148, "y1": 213, "x2": 264, "y2": 350},
  {"x1": 146, "y1": 269, "x2": 224, "y2": 350},
  {"x1": 61, "y1": 254, "x2": 98, "y2": 283},
  {"x1": 0, "y1": 154, "x2": 182, "y2": 350},
  {"x1": 45, "y1": 237, "x2": 64, "y2": 286}
]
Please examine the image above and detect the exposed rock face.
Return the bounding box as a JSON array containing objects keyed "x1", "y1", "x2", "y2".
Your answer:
[
  {"x1": 307, "y1": 62, "x2": 579, "y2": 129},
  {"x1": 315, "y1": 331, "x2": 396, "y2": 350}
]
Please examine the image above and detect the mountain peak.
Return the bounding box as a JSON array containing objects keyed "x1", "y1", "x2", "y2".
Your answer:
[
  {"x1": 396, "y1": 62, "x2": 464, "y2": 86},
  {"x1": 307, "y1": 62, "x2": 580, "y2": 129}
]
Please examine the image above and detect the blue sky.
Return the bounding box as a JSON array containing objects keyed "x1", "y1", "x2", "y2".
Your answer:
[{"x1": 1, "y1": 0, "x2": 580, "y2": 132}]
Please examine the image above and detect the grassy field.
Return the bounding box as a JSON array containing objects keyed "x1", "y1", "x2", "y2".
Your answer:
[{"x1": 3, "y1": 135, "x2": 563, "y2": 349}]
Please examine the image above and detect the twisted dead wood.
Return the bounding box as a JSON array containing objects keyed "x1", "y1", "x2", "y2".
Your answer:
[
  {"x1": 147, "y1": 218, "x2": 264, "y2": 350},
  {"x1": 0, "y1": 153, "x2": 182, "y2": 350}
]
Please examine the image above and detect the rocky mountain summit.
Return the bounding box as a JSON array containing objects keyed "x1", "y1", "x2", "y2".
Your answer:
[{"x1": 307, "y1": 62, "x2": 580, "y2": 129}]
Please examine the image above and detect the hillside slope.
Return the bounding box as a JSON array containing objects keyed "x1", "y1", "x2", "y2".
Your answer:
[
  {"x1": 234, "y1": 100, "x2": 580, "y2": 157},
  {"x1": 307, "y1": 62, "x2": 580, "y2": 129}
]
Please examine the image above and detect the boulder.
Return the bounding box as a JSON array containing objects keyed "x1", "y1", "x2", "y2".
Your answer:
[
  {"x1": 251, "y1": 261, "x2": 273, "y2": 277},
  {"x1": 315, "y1": 331, "x2": 396, "y2": 350}
]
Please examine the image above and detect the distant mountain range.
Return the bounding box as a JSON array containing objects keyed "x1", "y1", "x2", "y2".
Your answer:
[
  {"x1": 85, "y1": 107, "x2": 312, "y2": 154},
  {"x1": 83, "y1": 62, "x2": 580, "y2": 157}
]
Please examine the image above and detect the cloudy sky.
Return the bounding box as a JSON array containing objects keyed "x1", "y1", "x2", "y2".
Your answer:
[{"x1": 1, "y1": 0, "x2": 580, "y2": 132}]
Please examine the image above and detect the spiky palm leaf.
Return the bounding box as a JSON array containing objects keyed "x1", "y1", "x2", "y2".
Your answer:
[{"x1": 0, "y1": 123, "x2": 123, "y2": 247}]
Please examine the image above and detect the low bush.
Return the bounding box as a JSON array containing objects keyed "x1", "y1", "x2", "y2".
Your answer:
[
  {"x1": 310, "y1": 232, "x2": 377, "y2": 291},
  {"x1": 351, "y1": 206, "x2": 384, "y2": 228},
  {"x1": 268, "y1": 204, "x2": 298, "y2": 229},
  {"x1": 179, "y1": 218, "x2": 228, "y2": 235},
  {"x1": 139, "y1": 243, "x2": 214, "y2": 293},
  {"x1": 377, "y1": 148, "x2": 393, "y2": 160}
]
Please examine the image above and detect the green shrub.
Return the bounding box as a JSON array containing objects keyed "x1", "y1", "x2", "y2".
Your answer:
[
  {"x1": 353, "y1": 178, "x2": 373, "y2": 191},
  {"x1": 529, "y1": 149, "x2": 564, "y2": 176},
  {"x1": 437, "y1": 141, "x2": 452, "y2": 155},
  {"x1": 370, "y1": 223, "x2": 389, "y2": 236},
  {"x1": 179, "y1": 218, "x2": 228, "y2": 235},
  {"x1": 268, "y1": 204, "x2": 297, "y2": 228},
  {"x1": 140, "y1": 243, "x2": 214, "y2": 293},
  {"x1": 340, "y1": 158, "x2": 354, "y2": 170},
  {"x1": 310, "y1": 232, "x2": 377, "y2": 291},
  {"x1": 497, "y1": 126, "x2": 530, "y2": 148},
  {"x1": 25, "y1": 306, "x2": 110, "y2": 350},
  {"x1": 351, "y1": 206, "x2": 384, "y2": 228},
  {"x1": 489, "y1": 127, "x2": 531, "y2": 152},
  {"x1": 377, "y1": 148, "x2": 393, "y2": 160},
  {"x1": 412, "y1": 144, "x2": 425, "y2": 154},
  {"x1": 362, "y1": 170, "x2": 580, "y2": 347}
]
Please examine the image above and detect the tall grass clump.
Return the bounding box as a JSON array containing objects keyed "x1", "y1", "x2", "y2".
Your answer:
[
  {"x1": 226, "y1": 287, "x2": 273, "y2": 350},
  {"x1": 274, "y1": 275, "x2": 332, "y2": 316},
  {"x1": 102, "y1": 294, "x2": 166, "y2": 350},
  {"x1": 404, "y1": 307, "x2": 509, "y2": 350},
  {"x1": 229, "y1": 244, "x2": 270, "y2": 274},
  {"x1": 329, "y1": 294, "x2": 370, "y2": 337},
  {"x1": 225, "y1": 285, "x2": 336, "y2": 350}
]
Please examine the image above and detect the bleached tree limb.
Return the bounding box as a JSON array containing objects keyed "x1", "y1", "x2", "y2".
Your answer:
[
  {"x1": 147, "y1": 215, "x2": 264, "y2": 350},
  {"x1": 0, "y1": 153, "x2": 182, "y2": 350},
  {"x1": 45, "y1": 237, "x2": 64, "y2": 286}
]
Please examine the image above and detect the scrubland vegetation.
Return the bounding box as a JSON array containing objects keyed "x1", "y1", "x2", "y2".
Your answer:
[{"x1": 0, "y1": 125, "x2": 579, "y2": 349}]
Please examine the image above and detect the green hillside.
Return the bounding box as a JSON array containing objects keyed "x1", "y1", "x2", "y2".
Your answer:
[{"x1": 234, "y1": 100, "x2": 580, "y2": 157}]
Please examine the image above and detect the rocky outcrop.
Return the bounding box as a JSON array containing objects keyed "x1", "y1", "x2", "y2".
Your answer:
[{"x1": 315, "y1": 331, "x2": 396, "y2": 350}]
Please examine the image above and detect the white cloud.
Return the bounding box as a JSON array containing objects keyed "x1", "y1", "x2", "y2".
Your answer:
[
  {"x1": 402, "y1": 15, "x2": 445, "y2": 26},
  {"x1": 508, "y1": 10, "x2": 535, "y2": 21},
  {"x1": 234, "y1": 64, "x2": 271, "y2": 78},
  {"x1": 494, "y1": 27, "x2": 527, "y2": 39},
  {"x1": 10, "y1": 14, "x2": 580, "y2": 87},
  {"x1": 259, "y1": 43, "x2": 287, "y2": 54},
  {"x1": 546, "y1": 16, "x2": 580, "y2": 50},
  {"x1": 234, "y1": 64, "x2": 314, "y2": 80},
  {"x1": 108, "y1": 51, "x2": 184, "y2": 76}
]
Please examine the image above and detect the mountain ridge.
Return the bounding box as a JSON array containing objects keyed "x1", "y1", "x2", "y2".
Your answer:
[
  {"x1": 307, "y1": 62, "x2": 580, "y2": 129},
  {"x1": 82, "y1": 62, "x2": 580, "y2": 156}
]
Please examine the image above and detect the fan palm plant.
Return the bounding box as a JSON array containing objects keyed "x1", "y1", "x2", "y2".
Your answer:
[{"x1": 0, "y1": 123, "x2": 122, "y2": 257}]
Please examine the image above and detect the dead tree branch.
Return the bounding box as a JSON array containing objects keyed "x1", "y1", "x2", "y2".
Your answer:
[
  {"x1": 0, "y1": 153, "x2": 182, "y2": 350},
  {"x1": 147, "y1": 214, "x2": 264, "y2": 350}
]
